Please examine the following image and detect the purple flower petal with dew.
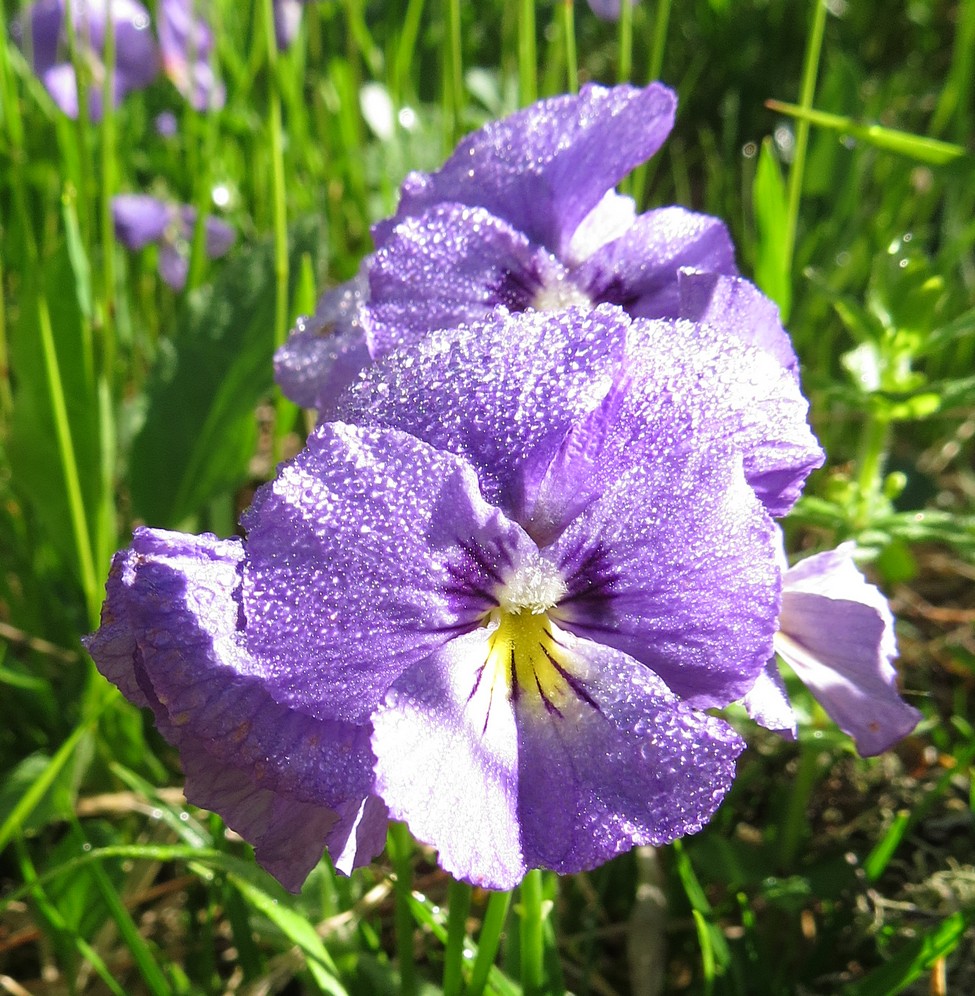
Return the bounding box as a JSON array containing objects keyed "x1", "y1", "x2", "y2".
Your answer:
[
  {"x1": 14, "y1": 0, "x2": 159, "y2": 120},
  {"x1": 275, "y1": 84, "x2": 787, "y2": 416},
  {"x1": 158, "y1": 0, "x2": 225, "y2": 111},
  {"x1": 112, "y1": 193, "x2": 234, "y2": 290},
  {"x1": 88, "y1": 305, "x2": 801, "y2": 890},
  {"x1": 743, "y1": 539, "x2": 921, "y2": 755},
  {"x1": 83, "y1": 529, "x2": 385, "y2": 890}
]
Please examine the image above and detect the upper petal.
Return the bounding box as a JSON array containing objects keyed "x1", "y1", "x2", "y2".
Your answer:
[
  {"x1": 374, "y1": 83, "x2": 677, "y2": 258},
  {"x1": 112, "y1": 194, "x2": 172, "y2": 249},
  {"x1": 335, "y1": 305, "x2": 628, "y2": 517},
  {"x1": 678, "y1": 269, "x2": 798, "y2": 374}
]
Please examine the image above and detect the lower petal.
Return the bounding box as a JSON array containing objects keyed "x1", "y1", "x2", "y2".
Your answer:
[{"x1": 372, "y1": 627, "x2": 744, "y2": 890}]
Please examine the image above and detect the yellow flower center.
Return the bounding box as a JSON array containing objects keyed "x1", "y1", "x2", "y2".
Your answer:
[{"x1": 482, "y1": 608, "x2": 581, "y2": 714}]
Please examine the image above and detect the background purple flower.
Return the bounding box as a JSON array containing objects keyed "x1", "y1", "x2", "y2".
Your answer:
[
  {"x1": 158, "y1": 0, "x2": 225, "y2": 111},
  {"x1": 744, "y1": 540, "x2": 921, "y2": 754},
  {"x1": 88, "y1": 304, "x2": 824, "y2": 890},
  {"x1": 586, "y1": 0, "x2": 638, "y2": 21},
  {"x1": 14, "y1": 0, "x2": 159, "y2": 120},
  {"x1": 112, "y1": 193, "x2": 234, "y2": 289}
]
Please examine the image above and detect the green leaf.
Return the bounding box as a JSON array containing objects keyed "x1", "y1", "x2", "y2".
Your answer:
[
  {"x1": 843, "y1": 910, "x2": 972, "y2": 996},
  {"x1": 130, "y1": 220, "x2": 322, "y2": 527},
  {"x1": 766, "y1": 100, "x2": 969, "y2": 167},
  {"x1": 752, "y1": 138, "x2": 792, "y2": 320}
]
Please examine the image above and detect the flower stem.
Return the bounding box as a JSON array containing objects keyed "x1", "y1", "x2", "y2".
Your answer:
[
  {"x1": 442, "y1": 878, "x2": 472, "y2": 996},
  {"x1": 618, "y1": 0, "x2": 633, "y2": 82},
  {"x1": 388, "y1": 823, "x2": 418, "y2": 996},
  {"x1": 468, "y1": 889, "x2": 512, "y2": 996},
  {"x1": 518, "y1": 869, "x2": 545, "y2": 995},
  {"x1": 518, "y1": 0, "x2": 537, "y2": 105},
  {"x1": 647, "y1": 0, "x2": 673, "y2": 84},
  {"x1": 443, "y1": 0, "x2": 464, "y2": 149},
  {"x1": 560, "y1": 1, "x2": 578, "y2": 93},
  {"x1": 854, "y1": 407, "x2": 892, "y2": 530},
  {"x1": 783, "y1": 0, "x2": 828, "y2": 281}
]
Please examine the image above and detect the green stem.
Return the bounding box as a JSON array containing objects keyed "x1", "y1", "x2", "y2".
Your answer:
[
  {"x1": 647, "y1": 0, "x2": 673, "y2": 83},
  {"x1": 261, "y1": 0, "x2": 291, "y2": 466},
  {"x1": 518, "y1": 0, "x2": 537, "y2": 105},
  {"x1": 519, "y1": 869, "x2": 545, "y2": 996},
  {"x1": 99, "y1": 2, "x2": 117, "y2": 387},
  {"x1": 388, "y1": 823, "x2": 418, "y2": 996},
  {"x1": 618, "y1": 0, "x2": 633, "y2": 83},
  {"x1": 561, "y1": 0, "x2": 578, "y2": 93},
  {"x1": 468, "y1": 890, "x2": 512, "y2": 996},
  {"x1": 783, "y1": 0, "x2": 828, "y2": 278},
  {"x1": 443, "y1": 0, "x2": 464, "y2": 148},
  {"x1": 778, "y1": 744, "x2": 821, "y2": 868},
  {"x1": 442, "y1": 878, "x2": 472, "y2": 996},
  {"x1": 854, "y1": 408, "x2": 892, "y2": 529}
]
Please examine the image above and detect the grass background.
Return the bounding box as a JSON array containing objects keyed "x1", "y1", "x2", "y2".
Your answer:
[{"x1": 1, "y1": 0, "x2": 974, "y2": 992}]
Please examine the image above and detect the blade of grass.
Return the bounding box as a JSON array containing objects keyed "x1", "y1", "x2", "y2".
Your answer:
[
  {"x1": 387, "y1": 822, "x2": 418, "y2": 996},
  {"x1": 766, "y1": 99, "x2": 969, "y2": 167},
  {"x1": 518, "y1": 0, "x2": 537, "y2": 105}
]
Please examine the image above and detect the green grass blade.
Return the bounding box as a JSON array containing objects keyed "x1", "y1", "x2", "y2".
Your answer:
[{"x1": 767, "y1": 99, "x2": 969, "y2": 167}]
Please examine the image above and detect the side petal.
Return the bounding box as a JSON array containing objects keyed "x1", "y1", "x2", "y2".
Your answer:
[
  {"x1": 548, "y1": 444, "x2": 780, "y2": 709},
  {"x1": 239, "y1": 422, "x2": 538, "y2": 724},
  {"x1": 576, "y1": 207, "x2": 738, "y2": 318},
  {"x1": 273, "y1": 272, "x2": 371, "y2": 413},
  {"x1": 678, "y1": 269, "x2": 798, "y2": 374},
  {"x1": 364, "y1": 203, "x2": 561, "y2": 354},
  {"x1": 777, "y1": 548, "x2": 921, "y2": 755},
  {"x1": 375, "y1": 83, "x2": 677, "y2": 258}
]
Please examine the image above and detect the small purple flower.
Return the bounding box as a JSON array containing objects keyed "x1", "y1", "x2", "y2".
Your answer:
[
  {"x1": 158, "y1": 0, "x2": 225, "y2": 111},
  {"x1": 586, "y1": 0, "x2": 638, "y2": 21},
  {"x1": 87, "y1": 304, "x2": 824, "y2": 890},
  {"x1": 112, "y1": 194, "x2": 234, "y2": 290},
  {"x1": 743, "y1": 539, "x2": 921, "y2": 755},
  {"x1": 275, "y1": 84, "x2": 762, "y2": 413},
  {"x1": 13, "y1": 0, "x2": 159, "y2": 120}
]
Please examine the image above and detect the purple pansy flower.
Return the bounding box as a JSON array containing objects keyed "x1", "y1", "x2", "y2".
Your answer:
[
  {"x1": 743, "y1": 539, "x2": 922, "y2": 755},
  {"x1": 158, "y1": 0, "x2": 225, "y2": 111},
  {"x1": 275, "y1": 83, "x2": 744, "y2": 413},
  {"x1": 112, "y1": 193, "x2": 234, "y2": 290},
  {"x1": 13, "y1": 0, "x2": 159, "y2": 120},
  {"x1": 87, "y1": 303, "x2": 825, "y2": 890}
]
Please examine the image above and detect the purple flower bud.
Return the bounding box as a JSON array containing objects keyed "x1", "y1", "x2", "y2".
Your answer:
[{"x1": 158, "y1": 0, "x2": 225, "y2": 111}]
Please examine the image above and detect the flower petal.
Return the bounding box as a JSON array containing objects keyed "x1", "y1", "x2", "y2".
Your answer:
[
  {"x1": 84, "y1": 528, "x2": 382, "y2": 889},
  {"x1": 548, "y1": 443, "x2": 780, "y2": 708},
  {"x1": 239, "y1": 422, "x2": 537, "y2": 723},
  {"x1": 336, "y1": 305, "x2": 628, "y2": 517},
  {"x1": 576, "y1": 207, "x2": 737, "y2": 318},
  {"x1": 678, "y1": 269, "x2": 798, "y2": 374},
  {"x1": 777, "y1": 546, "x2": 921, "y2": 755},
  {"x1": 372, "y1": 627, "x2": 743, "y2": 889},
  {"x1": 112, "y1": 194, "x2": 172, "y2": 249},
  {"x1": 364, "y1": 203, "x2": 561, "y2": 353},
  {"x1": 375, "y1": 83, "x2": 677, "y2": 258},
  {"x1": 618, "y1": 318, "x2": 823, "y2": 517},
  {"x1": 741, "y1": 661, "x2": 797, "y2": 738},
  {"x1": 85, "y1": 529, "x2": 376, "y2": 805}
]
